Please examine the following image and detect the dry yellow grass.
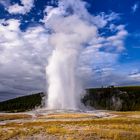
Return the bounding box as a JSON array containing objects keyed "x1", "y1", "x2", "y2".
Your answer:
[
  {"x1": 0, "y1": 114, "x2": 32, "y2": 121},
  {"x1": 39, "y1": 113, "x2": 95, "y2": 119},
  {"x1": 0, "y1": 112, "x2": 140, "y2": 140},
  {"x1": 111, "y1": 111, "x2": 140, "y2": 116}
]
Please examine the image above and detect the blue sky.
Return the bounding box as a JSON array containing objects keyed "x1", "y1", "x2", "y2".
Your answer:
[
  {"x1": 0, "y1": 0, "x2": 140, "y2": 101},
  {"x1": 88, "y1": 0, "x2": 140, "y2": 63}
]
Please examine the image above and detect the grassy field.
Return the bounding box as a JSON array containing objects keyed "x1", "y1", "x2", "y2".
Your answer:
[
  {"x1": 0, "y1": 111, "x2": 140, "y2": 140},
  {"x1": 0, "y1": 114, "x2": 32, "y2": 122}
]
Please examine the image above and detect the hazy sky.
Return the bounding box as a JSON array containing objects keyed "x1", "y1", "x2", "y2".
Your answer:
[{"x1": 0, "y1": 0, "x2": 140, "y2": 101}]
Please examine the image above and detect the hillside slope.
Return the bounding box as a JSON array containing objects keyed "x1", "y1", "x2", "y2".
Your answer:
[
  {"x1": 0, "y1": 93, "x2": 44, "y2": 112},
  {"x1": 83, "y1": 86, "x2": 140, "y2": 111},
  {"x1": 0, "y1": 86, "x2": 140, "y2": 112}
]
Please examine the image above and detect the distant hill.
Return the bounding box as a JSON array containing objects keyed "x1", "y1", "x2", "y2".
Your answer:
[
  {"x1": 0, "y1": 92, "x2": 44, "y2": 112},
  {"x1": 0, "y1": 86, "x2": 140, "y2": 112},
  {"x1": 83, "y1": 86, "x2": 140, "y2": 111}
]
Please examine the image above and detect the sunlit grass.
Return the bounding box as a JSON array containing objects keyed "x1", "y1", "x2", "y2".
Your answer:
[
  {"x1": 0, "y1": 114, "x2": 32, "y2": 121},
  {"x1": 0, "y1": 112, "x2": 140, "y2": 140},
  {"x1": 39, "y1": 113, "x2": 95, "y2": 119},
  {"x1": 111, "y1": 111, "x2": 140, "y2": 115}
]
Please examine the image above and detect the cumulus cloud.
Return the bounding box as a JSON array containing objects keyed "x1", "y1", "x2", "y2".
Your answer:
[
  {"x1": 0, "y1": 19, "x2": 51, "y2": 97},
  {"x1": 0, "y1": 0, "x2": 138, "y2": 101},
  {"x1": 7, "y1": 0, "x2": 35, "y2": 14},
  {"x1": 132, "y1": 2, "x2": 139, "y2": 13},
  {"x1": 42, "y1": 0, "x2": 128, "y2": 89}
]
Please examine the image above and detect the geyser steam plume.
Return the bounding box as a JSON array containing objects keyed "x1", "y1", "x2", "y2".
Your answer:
[{"x1": 46, "y1": 0, "x2": 97, "y2": 110}]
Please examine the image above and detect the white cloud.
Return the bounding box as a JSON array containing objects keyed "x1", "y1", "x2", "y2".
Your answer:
[
  {"x1": 7, "y1": 0, "x2": 35, "y2": 15},
  {"x1": 129, "y1": 73, "x2": 140, "y2": 81},
  {"x1": 1, "y1": 0, "x2": 139, "y2": 101},
  {"x1": 42, "y1": 0, "x2": 129, "y2": 92},
  {"x1": 0, "y1": 19, "x2": 51, "y2": 96},
  {"x1": 132, "y1": 2, "x2": 139, "y2": 13},
  {"x1": 106, "y1": 25, "x2": 128, "y2": 51},
  {"x1": 0, "y1": 9, "x2": 129, "y2": 99},
  {"x1": 0, "y1": 0, "x2": 10, "y2": 7}
]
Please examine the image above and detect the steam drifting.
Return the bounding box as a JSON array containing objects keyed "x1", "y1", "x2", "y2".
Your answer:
[
  {"x1": 0, "y1": 0, "x2": 132, "y2": 102},
  {"x1": 45, "y1": 0, "x2": 97, "y2": 110}
]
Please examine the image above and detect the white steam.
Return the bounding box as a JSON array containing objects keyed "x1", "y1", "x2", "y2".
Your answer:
[{"x1": 45, "y1": 0, "x2": 97, "y2": 110}]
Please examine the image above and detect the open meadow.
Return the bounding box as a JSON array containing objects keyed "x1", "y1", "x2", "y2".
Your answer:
[{"x1": 0, "y1": 111, "x2": 140, "y2": 140}]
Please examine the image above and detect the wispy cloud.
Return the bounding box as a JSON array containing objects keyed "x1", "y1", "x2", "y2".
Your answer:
[
  {"x1": 1, "y1": 0, "x2": 138, "y2": 101},
  {"x1": 132, "y1": 2, "x2": 139, "y2": 13},
  {"x1": 3, "y1": 0, "x2": 35, "y2": 15},
  {"x1": 0, "y1": 10, "x2": 128, "y2": 97},
  {"x1": 0, "y1": 0, "x2": 10, "y2": 7}
]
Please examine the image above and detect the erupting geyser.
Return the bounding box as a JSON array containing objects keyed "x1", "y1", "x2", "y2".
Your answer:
[
  {"x1": 46, "y1": 43, "x2": 79, "y2": 110},
  {"x1": 45, "y1": 0, "x2": 97, "y2": 110}
]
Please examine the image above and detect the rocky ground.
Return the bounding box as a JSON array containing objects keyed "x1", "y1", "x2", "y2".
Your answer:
[{"x1": 0, "y1": 110, "x2": 140, "y2": 140}]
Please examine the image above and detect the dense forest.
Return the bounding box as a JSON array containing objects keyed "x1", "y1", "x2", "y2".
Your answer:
[
  {"x1": 0, "y1": 93, "x2": 44, "y2": 112},
  {"x1": 83, "y1": 86, "x2": 140, "y2": 111},
  {"x1": 0, "y1": 86, "x2": 140, "y2": 112}
]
